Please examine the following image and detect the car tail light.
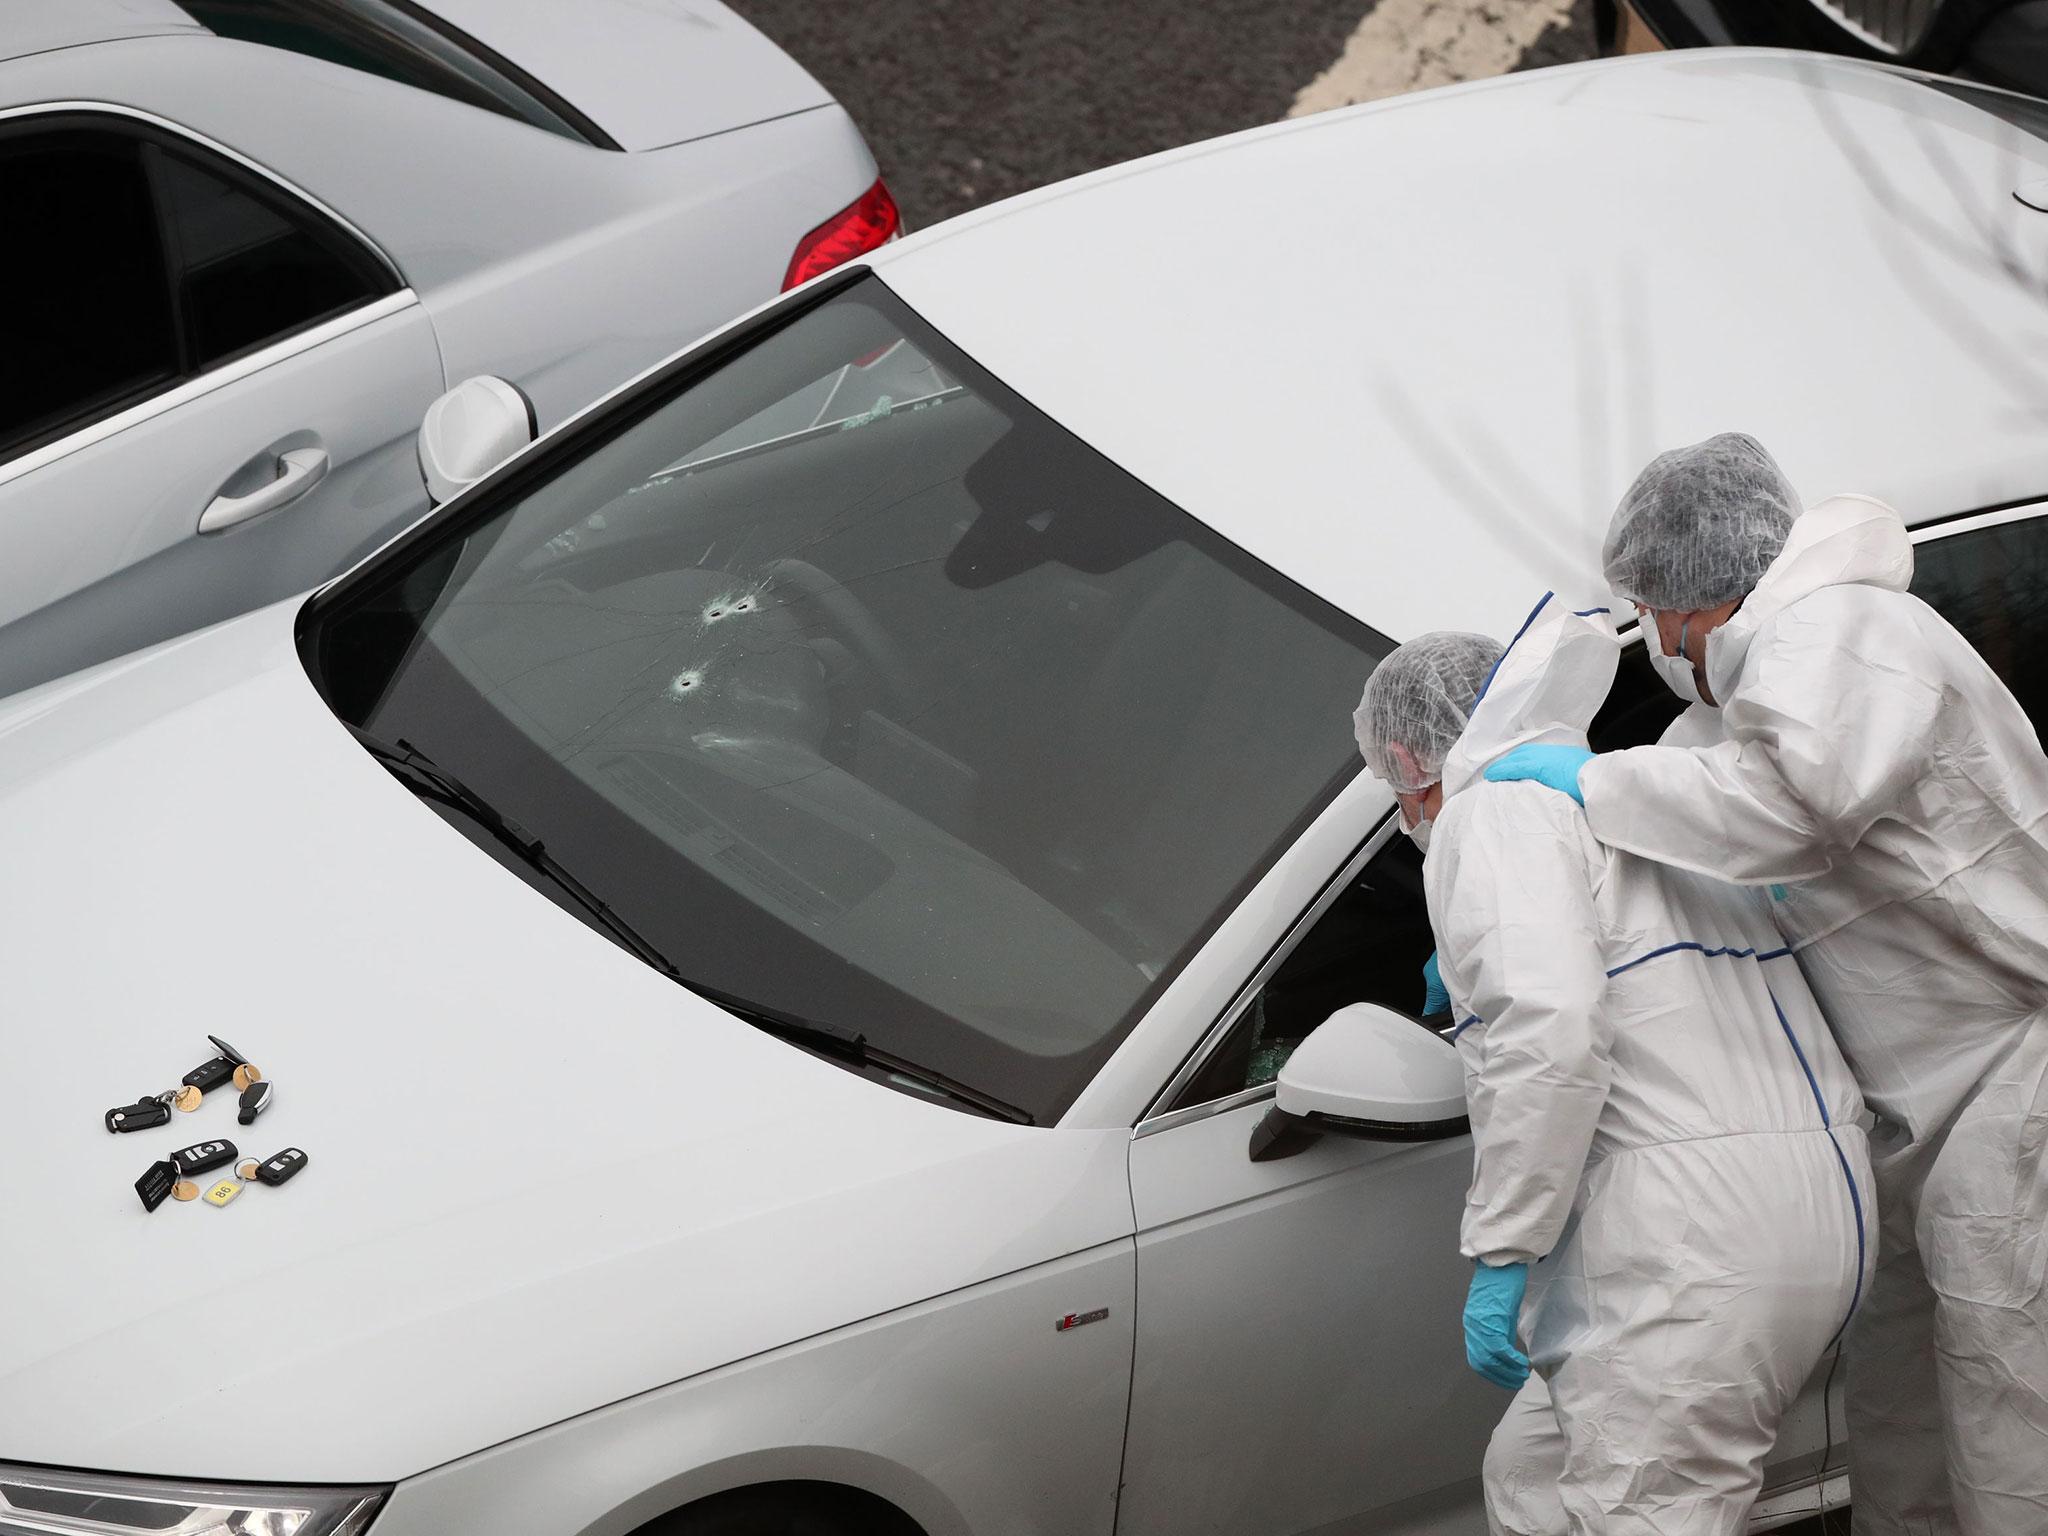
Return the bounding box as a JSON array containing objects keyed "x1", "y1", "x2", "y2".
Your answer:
[{"x1": 782, "y1": 178, "x2": 901, "y2": 290}]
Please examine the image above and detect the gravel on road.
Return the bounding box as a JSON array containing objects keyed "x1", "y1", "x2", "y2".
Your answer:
[{"x1": 729, "y1": 0, "x2": 1598, "y2": 228}]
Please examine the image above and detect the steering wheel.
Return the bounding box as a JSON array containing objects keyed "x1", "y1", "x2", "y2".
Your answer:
[{"x1": 762, "y1": 556, "x2": 923, "y2": 714}]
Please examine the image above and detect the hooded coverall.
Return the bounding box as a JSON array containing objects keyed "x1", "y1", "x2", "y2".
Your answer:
[
  {"x1": 1564, "y1": 497, "x2": 2048, "y2": 1536},
  {"x1": 1428, "y1": 599, "x2": 1872, "y2": 1536}
]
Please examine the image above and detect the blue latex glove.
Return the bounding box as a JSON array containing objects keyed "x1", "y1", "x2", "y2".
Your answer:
[
  {"x1": 1463, "y1": 1261, "x2": 1532, "y2": 1390},
  {"x1": 1421, "y1": 951, "x2": 1450, "y2": 1016},
  {"x1": 1483, "y1": 744, "x2": 1594, "y2": 806}
]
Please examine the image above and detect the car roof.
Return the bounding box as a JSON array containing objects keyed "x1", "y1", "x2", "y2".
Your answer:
[
  {"x1": 2, "y1": 0, "x2": 202, "y2": 62},
  {"x1": 874, "y1": 50, "x2": 2048, "y2": 642}
]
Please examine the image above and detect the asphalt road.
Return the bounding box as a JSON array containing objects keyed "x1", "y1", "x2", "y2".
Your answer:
[
  {"x1": 717, "y1": 8, "x2": 1844, "y2": 1531},
  {"x1": 729, "y1": 0, "x2": 1601, "y2": 226}
]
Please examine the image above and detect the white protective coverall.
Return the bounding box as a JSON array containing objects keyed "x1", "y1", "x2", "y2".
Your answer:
[
  {"x1": 1426, "y1": 597, "x2": 1872, "y2": 1536},
  {"x1": 1575, "y1": 497, "x2": 2048, "y2": 1536}
]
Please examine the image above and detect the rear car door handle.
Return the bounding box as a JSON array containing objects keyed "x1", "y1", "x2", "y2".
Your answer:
[{"x1": 198, "y1": 448, "x2": 330, "y2": 534}]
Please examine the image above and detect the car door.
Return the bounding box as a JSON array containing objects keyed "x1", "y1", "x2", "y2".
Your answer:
[
  {"x1": 1120, "y1": 814, "x2": 1505, "y2": 1536},
  {"x1": 0, "y1": 105, "x2": 441, "y2": 697}
]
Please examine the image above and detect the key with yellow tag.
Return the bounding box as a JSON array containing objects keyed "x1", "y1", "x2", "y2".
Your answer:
[{"x1": 202, "y1": 1179, "x2": 242, "y2": 1208}]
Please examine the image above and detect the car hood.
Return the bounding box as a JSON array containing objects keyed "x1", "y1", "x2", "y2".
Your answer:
[
  {"x1": 419, "y1": 0, "x2": 834, "y2": 151},
  {"x1": 0, "y1": 602, "x2": 1130, "y2": 1483}
]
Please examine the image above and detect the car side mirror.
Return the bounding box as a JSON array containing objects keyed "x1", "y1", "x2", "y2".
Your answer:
[
  {"x1": 1248, "y1": 1002, "x2": 1469, "y2": 1162},
  {"x1": 418, "y1": 376, "x2": 537, "y2": 505}
]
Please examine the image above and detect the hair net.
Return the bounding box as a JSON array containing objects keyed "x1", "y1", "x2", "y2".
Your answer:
[
  {"x1": 1353, "y1": 631, "x2": 1504, "y2": 793},
  {"x1": 1602, "y1": 432, "x2": 1800, "y2": 611}
]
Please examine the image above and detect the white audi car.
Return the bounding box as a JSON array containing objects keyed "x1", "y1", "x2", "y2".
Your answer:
[
  {"x1": 7, "y1": 48, "x2": 2048, "y2": 1536},
  {"x1": 0, "y1": 0, "x2": 892, "y2": 698}
]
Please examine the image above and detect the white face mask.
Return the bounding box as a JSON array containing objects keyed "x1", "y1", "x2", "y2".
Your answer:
[
  {"x1": 1646, "y1": 613, "x2": 1702, "y2": 706},
  {"x1": 1402, "y1": 796, "x2": 1435, "y2": 853}
]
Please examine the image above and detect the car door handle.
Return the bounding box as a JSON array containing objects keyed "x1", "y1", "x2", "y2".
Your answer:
[{"x1": 198, "y1": 448, "x2": 330, "y2": 534}]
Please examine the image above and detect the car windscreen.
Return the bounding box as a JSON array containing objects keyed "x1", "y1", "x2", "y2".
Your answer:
[{"x1": 301, "y1": 274, "x2": 1389, "y2": 1124}]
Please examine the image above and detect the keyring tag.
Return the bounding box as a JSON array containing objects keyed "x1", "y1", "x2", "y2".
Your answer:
[{"x1": 135, "y1": 1159, "x2": 177, "y2": 1212}]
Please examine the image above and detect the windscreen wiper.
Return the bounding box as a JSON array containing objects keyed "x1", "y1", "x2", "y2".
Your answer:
[
  {"x1": 686, "y1": 977, "x2": 1033, "y2": 1125},
  {"x1": 348, "y1": 726, "x2": 1033, "y2": 1126},
  {"x1": 348, "y1": 725, "x2": 678, "y2": 978}
]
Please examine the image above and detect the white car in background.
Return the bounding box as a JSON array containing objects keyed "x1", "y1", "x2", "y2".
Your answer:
[
  {"x1": 0, "y1": 0, "x2": 894, "y2": 697},
  {"x1": 7, "y1": 47, "x2": 2048, "y2": 1536}
]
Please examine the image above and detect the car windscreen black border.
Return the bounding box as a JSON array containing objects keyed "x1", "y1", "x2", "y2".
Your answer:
[
  {"x1": 295, "y1": 264, "x2": 873, "y2": 671},
  {"x1": 299, "y1": 259, "x2": 1383, "y2": 702},
  {"x1": 296, "y1": 264, "x2": 1389, "y2": 1125}
]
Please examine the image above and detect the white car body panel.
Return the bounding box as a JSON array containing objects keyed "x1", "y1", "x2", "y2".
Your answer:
[
  {"x1": 4, "y1": 45, "x2": 2040, "y2": 1536},
  {"x1": 422, "y1": 0, "x2": 834, "y2": 151},
  {"x1": 368, "y1": 1243, "x2": 1135, "y2": 1536},
  {"x1": 0, "y1": 20, "x2": 876, "y2": 697},
  {"x1": 871, "y1": 51, "x2": 2048, "y2": 645},
  {"x1": 4, "y1": 0, "x2": 200, "y2": 56},
  {"x1": 1122, "y1": 1106, "x2": 1498, "y2": 1535},
  {"x1": 0, "y1": 604, "x2": 1131, "y2": 1483}
]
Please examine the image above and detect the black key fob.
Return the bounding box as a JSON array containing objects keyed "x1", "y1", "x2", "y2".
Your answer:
[
  {"x1": 237, "y1": 1081, "x2": 272, "y2": 1125},
  {"x1": 206, "y1": 1034, "x2": 250, "y2": 1067},
  {"x1": 135, "y1": 1159, "x2": 176, "y2": 1212},
  {"x1": 182, "y1": 1055, "x2": 237, "y2": 1092},
  {"x1": 106, "y1": 1096, "x2": 170, "y2": 1134},
  {"x1": 252, "y1": 1148, "x2": 307, "y2": 1186},
  {"x1": 170, "y1": 1139, "x2": 236, "y2": 1176}
]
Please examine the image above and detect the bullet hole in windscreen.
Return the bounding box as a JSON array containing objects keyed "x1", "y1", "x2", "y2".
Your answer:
[{"x1": 702, "y1": 592, "x2": 760, "y2": 626}]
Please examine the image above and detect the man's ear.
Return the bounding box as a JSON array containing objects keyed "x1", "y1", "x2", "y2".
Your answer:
[{"x1": 1389, "y1": 741, "x2": 1426, "y2": 790}]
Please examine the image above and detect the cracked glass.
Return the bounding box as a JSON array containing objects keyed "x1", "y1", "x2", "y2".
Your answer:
[{"x1": 305, "y1": 275, "x2": 1389, "y2": 1122}]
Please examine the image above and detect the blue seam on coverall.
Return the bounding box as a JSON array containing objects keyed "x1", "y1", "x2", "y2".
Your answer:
[
  {"x1": 1604, "y1": 939, "x2": 1795, "y2": 977},
  {"x1": 1475, "y1": 591, "x2": 1554, "y2": 704},
  {"x1": 1765, "y1": 985, "x2": 1869, "y2": 1343},
  {"x1": 1455, "y1": 942, "x2": 1869, "y2": 1339}
]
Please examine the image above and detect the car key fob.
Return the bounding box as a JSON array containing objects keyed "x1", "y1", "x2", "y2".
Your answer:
[
  {"x1": 135, "y1": 1159, "x2": 177, "y2": 1212},
  {"x1": 237, "y1": 1080, "x2": 272, "y2": 1125},
  {"x1": 170, "y1": 1139, "x2": 237, "y2": 1176},
  {"x1": 206, "y1": 1034, "x2": 250, "y2": 1068},
  {"x1": 106, "y1": 1095, "x2": 171, "y2": 1133},
  {"x1": 182, "y1": 1055, "x2": 237, "y2": 1093},
  {"x1": 244, "y1": 1148, "x2": 308, "y2": 1187}
]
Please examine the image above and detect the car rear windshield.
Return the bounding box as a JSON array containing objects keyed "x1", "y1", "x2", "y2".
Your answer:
[{"x1": 302, "y1": 274, "x2": 1388, "y2": 1124}]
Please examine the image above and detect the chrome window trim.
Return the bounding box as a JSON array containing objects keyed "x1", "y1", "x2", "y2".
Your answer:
[
  {"x1": 1910, "y1": 499, "x2": 2048, "y2": 544},
  {"x1": 1136, "y1": 1081, "x2": 1280, "y2": 1138},
  {"x1": 0, "y1": 289, "x2": 419, "y2": 489},
  {"x1": 1134, "y1": 811, "x2": 1404, "y2": 1138}
]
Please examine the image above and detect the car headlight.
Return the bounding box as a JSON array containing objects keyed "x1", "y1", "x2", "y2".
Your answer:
[{"x1": 0, "y1": 1463, "x2": 383, "y2": 1536}]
